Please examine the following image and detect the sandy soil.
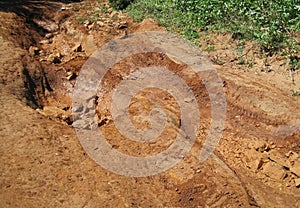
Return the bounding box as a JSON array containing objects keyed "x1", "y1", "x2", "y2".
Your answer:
[{"x1": 0, "y1": 1, "x2": 299, "y2": 207}]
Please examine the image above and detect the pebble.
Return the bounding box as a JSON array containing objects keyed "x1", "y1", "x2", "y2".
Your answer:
[
  {"x1": 295, "y1": 178, "x2": 300, "y2": 187},
  {"x1": 184, "y1": 97, "x2": 194, "y2": 103},
  {"x1": 71, "y1": 43, "x2": 82, "y2": 52},
  {"x1": 47, "y1": 53, "x2": 61, "y2": 64},
  {"x1": 291, "y1": 163, "x2": 300, "y2": 177},
  {"x1": 45, "y1": 33, "x2": 53, "y2": 39},
  {"x1": 29, "y1": 46, "x2": 40, "y2": 56},
  {"x1": 39, "y1": 39, "x2": 50, "y2": 44},
  {"x1": 118, "y1": 21, "x2": 128, "y2": 29},
  {"x1": 66, "y1": 71, "x2": 76, "y2": 80},
  {"x1": 262, "y1": 161, "x2": 286, "y2": 180}
]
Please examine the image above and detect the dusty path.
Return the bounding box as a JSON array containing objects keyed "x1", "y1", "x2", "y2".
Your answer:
[{"x1": 0, "y1": 1, "x2": 299, "y2": 207}]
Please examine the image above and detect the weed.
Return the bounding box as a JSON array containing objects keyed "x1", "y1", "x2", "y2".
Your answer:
[
  {"x1": 238, "y1": 57, "x2": 246, "y2": 65},
  {"x1": 125, "y1": 0, "x2": 299, "y2": 55},
  {"x1": 292, "y1": 91, "x2": 300, "y2": 96},
  {"x1": 76, "y1": 15, "x2": 86, "y2": 24},
  {"x1": 289, "y1": 56, "x2": 300, "y2": 70},
  {"x1": 204, "y1": 45, "x2": 215, "y2": 51},
  {"x1": 108, "y1": 0, "x2": 133, "y2": 10}
]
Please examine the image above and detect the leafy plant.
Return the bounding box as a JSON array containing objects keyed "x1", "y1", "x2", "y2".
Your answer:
[
  {"x1": 75, "y1": 15, "x2": 86, "y2": 24},
  {"x1": 109, "y1": 0, "x2": 134, "y2": 10},
  {"x1": 125, "y1": 0, "x2": 300, "y2": 55},
  {"x1": 292, "y1": 91, "x2": 300, "y2": 96},
  {"x1": 204, "y1": 45, "x2": 215, "y2": 51},
  {"x1": 289, "y1": 56, "x2": 300, "y2": 70}
]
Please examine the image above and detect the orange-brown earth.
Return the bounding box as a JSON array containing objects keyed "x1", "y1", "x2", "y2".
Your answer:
[{"x1": 0, "y1": 1, "x2": 299, "y2": 207}]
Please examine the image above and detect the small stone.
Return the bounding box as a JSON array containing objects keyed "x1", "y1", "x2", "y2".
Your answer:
[
  {"x1": 118, "y1": 21, "x2": 128, "y2": 29},
  {"x1": 45, "y1": 33, "x2": 53, "y2": 39},
  {"x1": 184, "y1": 97, "x2": 194, "y2": 103},
  {"x1": 262, "y1": 161, "x2": 286, "y2": 180},
  {"x1": 29, "y1": 46, "x2": 40, "y2": 56},
  {"x1": 254, "y1": 142, "x2": 270, "y2": 153},
  {"x1": 41, "y1": 106, "x2": 69, "y2": 119},
  {"x1": 39, "y1": 39, "x2": 49, "y2": 44},
  {"x1": 61, "y1": 5, "x2": 71, "y2": 11},
  {"x1": 287, "y1": 151, "x2": 299, "y2": 162},
  {"x1": 88, "y1": 22, "x2": 96, "y2": 30},
  {"x1": 251, "y1": 140, "x2": 266, "y2": 151},
  {"x1": 96, "y1": 21, "x2": 104, "y2": 27},
  {"x1": 84, "y1": 20, "x2": 91, "y2": 27},
  {"x1": 72, "y1": 44, "x2": 82, "y2": 52},
  {"x1": 291, "y1": 162, "x2": 300, "y2": 177},
  {"x1": 33, "y1": 19, "x2": 58, "y2": 32},
  {"x1": 109, "y1": 11, "x2": 118, "y2": 18},
  {"x1": 47, "y1": 53, "x2": 61, "y2": 64},
  {"x1": 249, "y1": 159, "x2": 264, "y2": 170},
  {"x1": 81, "y1": 34, "x2": 97, "y2": 56},
  {"x1": 295, "y1": 178, "x2": 300, "y2": 187},
  {"x1": 269, "y1": 155, "x2": 290, "y2": 169},
  {"x1": 113, "y1": 21, "x2": 119, "y2": 27},
  {"x1": 66, "y1": 71, "x2": 76, "y2": 80}
]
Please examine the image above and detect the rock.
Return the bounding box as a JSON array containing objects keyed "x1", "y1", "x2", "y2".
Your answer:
[
  {"x1": 39, "y1": 39, "x2": 50, "y2": 45},
  {"x1": 262, "y1": 161, "x2": 286, "y2": 180},
  {"x1": 88, "y1": 22, "x2": 96, "y2": 30},
  {"x1": 249, "y1": 159, "x2": 264, "y2": 170},
  {"x1": 118, "y1": 21, "x2": 128, "y2": 29},
  {"x1": 244, "y1": 148, "x2": 261, "y2": 161},
  {"x1": 81, "y1": 35, "x2": 97, "y2": 56},
  {"x1": 109, "y1": 11, "x2": 118, "y2": 18},
  {"x1": 37, "y1": 106, "x2": 70, "y2": 121},
  {"x1": 286, "y1": 151, "x2": 299, "y2": 162},
  {"x1": 113, "y1": 21, "x2": 126, "y2": 29},
  {"x1": 250, "y1": 140, "x2": 267, "y2": 151},
  {"x1": 109, "y1": 28, "x2": 119, "y2": 35},
  {"x1": 184, "y1": 97, "x2": 194, "y2": 103},
  {"x1": 47, "y1": 53, "x2": 61, "y2": 64},
  {"x1": 269, "y1": 155, "x2": 290, "y2": 169},
  {"x1": 295, "y1": 178, "x2": 300, "y2": 187},
  {"x1": 33, "y1": 18, "x2": 58, "y2": 32},
  {"x1": 84, "y1": 20, "x2": 91, "y2": 27},
  {"x1": 45, "y1": 33, "x2": 53, "y2": 39},
  {"x1": 61, "y1": 5, "x2": 71, "y2": 11},
  {"x1": 66, "y1": 71, "x2": 77, "y2": 80},
  {"x1": 253, "y1": 142, "x2": 270, "y2": 153},
  {"x1": 96, "y1": 21, "x2": 105, "y2": 27},
  {"x1": 28, "y1": 46, "x2": 40, "y2": 56},
  {"x1": 71, "y1": 43, "x2": 82, "y2": 52},
  {"x1": 291, "y1": 162, "x2": 300, "y2": 177}
]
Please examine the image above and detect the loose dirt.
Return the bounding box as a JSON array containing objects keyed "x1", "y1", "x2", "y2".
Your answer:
[{"x1": 0, "y1": 1, "x2": 299, "y2": 207}]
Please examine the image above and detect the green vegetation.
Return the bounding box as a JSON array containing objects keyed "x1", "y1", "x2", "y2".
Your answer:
[
  {"x1": 125, "y1": 0, "x2": 299, "y2": 56},
  {"x1": 108, "y1": 0, "x2": 133, "y2": 10},
  {"x1": 292, "y1": 91, "x2": 300, "y2": 96}
]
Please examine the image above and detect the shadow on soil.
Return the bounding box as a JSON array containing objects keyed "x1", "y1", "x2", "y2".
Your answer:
[{"x1": 0, "y1": 0, "x2": 82, "y2": 33}]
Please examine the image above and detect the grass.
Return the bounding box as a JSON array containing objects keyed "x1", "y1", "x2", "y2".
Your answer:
[{"x1": 124, "y1": 0, "x2": 299, "y2": 60}]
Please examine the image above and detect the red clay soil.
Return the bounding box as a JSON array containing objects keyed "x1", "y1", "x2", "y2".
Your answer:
[{"x1": 0, "y1": 1, "x2": 299, "y2": 207}]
